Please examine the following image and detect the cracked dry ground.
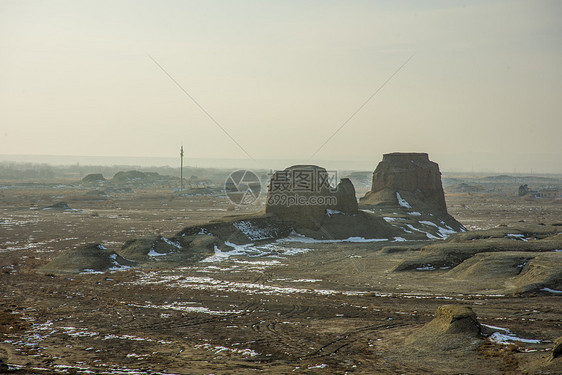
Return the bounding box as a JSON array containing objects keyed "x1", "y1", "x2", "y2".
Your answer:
[{"x1": 1, "y1": 187, "x2": 561, "y2": 374}]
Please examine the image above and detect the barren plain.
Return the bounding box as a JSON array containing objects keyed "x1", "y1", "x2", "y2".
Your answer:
[{"x1": 1, "y1": 173, "x2": 561, "y2": 374}]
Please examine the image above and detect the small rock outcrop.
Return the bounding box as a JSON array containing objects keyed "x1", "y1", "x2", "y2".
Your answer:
[
  {"x1": 334, "y1": 178, "x2": 358, "y2": 214},
  {"x1": 41, "y1": 202, "x2": 73, "y2": 211},
  {"x1": 39, "y1": 243, "x2": 135, "y2": 274},
  {"x1": 425, "y1": 305, "x2": 482, "y2": 336},
  {"x1": 550, "y1": 337, "x2": 562, "y2": 362},
  {"x1": 82, "y1": 173, "x2": 106, "y2": 184},
  {"x1": 406, "y1": 305, "x2": 482, "y2": 352},
  {"x1": 118, "y1": 234, "x2": 217, "y2": 263},
  {"x1": 360, "y1": 153, "x2": 448, "y2": 214}
]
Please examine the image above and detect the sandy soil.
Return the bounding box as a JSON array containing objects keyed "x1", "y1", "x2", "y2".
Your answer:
[{"x1": 0, "y1": 183, "x2": 561, "y2": 374}]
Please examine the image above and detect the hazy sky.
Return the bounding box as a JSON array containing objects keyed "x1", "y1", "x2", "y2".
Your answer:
[{"x1": 1, "y1": 0, "x2": 561, "y2": 172}]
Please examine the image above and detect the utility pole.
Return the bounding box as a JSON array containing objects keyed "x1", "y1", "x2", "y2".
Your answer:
[{"x1": 180, "y1": 145, "x2": 184, "y2": 192}]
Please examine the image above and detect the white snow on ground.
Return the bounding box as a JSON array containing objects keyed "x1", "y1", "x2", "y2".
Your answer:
[
  {"x1": 408, "y1": 211, "x2": 422, "y2": 216},
  {"x1": 396, "y1": 192, "x2": 411, "y2": 209},
  {"x1": 393, "y1": 237, "x2": 407, "y2": 242},
  {"x1": 161, "y1": 237, "x2": 182, "y2": 248},
  {"x1": 416, "y1": 265, "x2": 436, "y2": 271},
  {"x1": 383, "y1": 217, "x2": 400, "y2": 222},
  {"x1": 81, "y1": 269, "x2": 104, "y2": 274},
  {"x1": 489, "y1": 332, "x2": 541, "y2": 345},
  {"x1": 148, "y1": 248, "x2": 167, "y2": 257},
  {"x1": 285, "y1": 279, "x2": 322, "y2": 283},
  {"x1": 405, "y1": 224, "x2": 423, "y2": 232},
  {"x1": 283, "y1": 232, "x2": 387, "y2": 243},
  {"x1": 308, "y1": 364, "x2": 328, "y2": 369},
  {"x1": 233, "y1": 220, "x2": 279, "y2": 241},
  {"x1": 419, "y1": 220, "x2": 457, "y2": 238},
  {"x1": 130, "y1": 301, "x2": 244, "y2": 315},
  {"x1": 108, "y1": 253, "x2": 132, "y2": 271},
  {"x1": 81, "y1": 254, "x2": 131, "y2": 273},
  {"x1": 482, "y1": 324, "x2": 541, "y2": 344},
  {"x1": 195, "y1": 343, "x2": 258, "y2": 357},
  {"x1": 326, "y1": 209, "x2": 343, "y2": 217},
  {"x1": 131, "y1": 273, "x2": 369, "y2": 297},
  {"x1": 425, "y1": 232, "x2": 440, "y2": 240},
  {"x1": 198, "y1": 231, "x2": 390, "y2": 268},
  {"x1": 201, "y1": 240, "x2": 313, "y2": 263},
  {"x1": 540, "y1": 287, "x2": 562, "y2": 294},
  {"x1": 505, "y1": 233, "x2": 529, "y2": 241}
]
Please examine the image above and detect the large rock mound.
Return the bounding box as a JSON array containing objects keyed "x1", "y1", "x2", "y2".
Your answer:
[
  {"x1": 266, "y1": 165, "x2": 336, "y2": 229},
  {"x1": 262, "y1": 165, "x2": 400, "y2": 239},
  {"x1": 361, "y1": 153, "x2": 447, "y2": 214}
]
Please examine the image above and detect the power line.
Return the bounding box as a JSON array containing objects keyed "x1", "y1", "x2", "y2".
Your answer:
[
  {"x1": 309, "y1": 54, "x2": 415, "y2": 160},
  {"x1": 147, "y1": 54, "x2": 255, "y2": 162}
]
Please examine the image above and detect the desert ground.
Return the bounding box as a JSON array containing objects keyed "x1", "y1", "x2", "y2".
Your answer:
[{"x1": 0, "y1": 170, "x2": 561, "y2": 374}]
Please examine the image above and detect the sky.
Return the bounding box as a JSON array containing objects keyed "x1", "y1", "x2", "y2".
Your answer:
[{"x1": 1, "y1": 0, "x2": 561, "y2": 173}]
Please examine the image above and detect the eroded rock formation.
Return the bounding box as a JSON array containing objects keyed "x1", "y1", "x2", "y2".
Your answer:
[
  {"x1": 405, "y1": 305, "x2": 483, "y2": 352},
  {"x1": 361, "y1": 152, "x2": 448, "y2": 214},
  {"x1": 265, "y1": 165, "x2": 354, "y2": 229}
]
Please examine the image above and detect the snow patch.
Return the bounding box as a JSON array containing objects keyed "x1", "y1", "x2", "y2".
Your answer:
[
  {"x1": 482, "y1": 324, "x2": 541, "y2": 344},
  {"x1": 540, "y1": 287, "x2": 562, "y2": 294},
  {"x1": 233, "y1": 220, "x2": 279, "y2": 241},
  {"x1": 161, "y1": 237, "x2": 182, "y2": 248},
  {"x1": 489, "y1": 332, "x2": 540, "y2": 345},
  {"x1": 284, "y1": 232, "x2": 387, "y2": 243},
  {"x1": 131, "y1": 301, "x2": 243, "y2": 315},
  {"x1": 416, "y1": 265, "x2": 435, "y2": 271},
  {"x1": 148, "y1": 248, "x2": 167, "y2": 257},
  {"x1": 419, "y1": 220, "x2": 457, "y2": 238},
  {"x1": 396, "y1": 192, "x2": 411, "y2": 209},
  {"x1": 326, "y1": 209, "x2": 343, "y2": 217},
  {"x1": 195, "y1": 343, "x2": 258, "y2": 357}
]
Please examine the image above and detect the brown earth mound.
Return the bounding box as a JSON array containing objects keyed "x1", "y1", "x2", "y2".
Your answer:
[
  {"x1": 39, "y1": 243, "x2": 135, "y2": 274},
  {"x1": 406, "y1": 305, "x2": 482, "y2": 351},
  {"x1": 447, "y1": 225, "x2": 560, "y2": 242},
  {"x1": 511, "y1": 252, "x2": 562, "y2": 294},
  {"x1": 551, "y1": 337, "x2": 562, "y2": 362},
  {"x1": 391, "y1": 225, "x2": 562, "y2": 294},
  {"x1": 445, "y1": 252, "x2": 535, "y2": 280},
  {"x1": 295, "y1": 210, "x2": 401, "y2": 240},
  {"x1": 118, "y1": 234, "x2": 216, "y2": 263},
  {"x1": 178, "y1": 215, "x2": 294, "y2": 244},
  {"x1": 393, "y1": 225, "x2": 562, "y2": 272},
  {"x1": 41, "y1": 201, "x2": 73, "y2": 211},
  {"x1": 81, "y1": 173, "x2": 106, "y2": 183}
]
